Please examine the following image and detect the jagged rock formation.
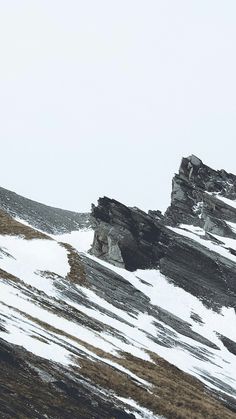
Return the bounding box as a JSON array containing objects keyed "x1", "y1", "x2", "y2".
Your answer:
[
  {"x1": 0, "y1": 186, "x2": 90, "y2": 233},
  {"x1": 165, "y1": 155, "x2": 236, "y2": 235},
  {"x1": 90, "y1": 196, "x2": 236, "y2": 309},
  {"x1": 90, "y1": 198, "x2": 168, "y2": 270},
  {"x1": 0, "y1": 156, "x2": 236, "y2": 418}
]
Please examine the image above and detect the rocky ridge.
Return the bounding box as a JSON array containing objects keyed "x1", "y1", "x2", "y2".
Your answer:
[
  {"x1": 0, "y1": 155, "x2": 236, "y2": 418},
  {"x1": 90, "y1": 156, "x2": 236, "y2": 310},
  {"x1": 0, "y1": 186, "x2": 90, "y2": 234},
  {"x1": 165, "y1": 155, "x2": 236, "y2": 233}
]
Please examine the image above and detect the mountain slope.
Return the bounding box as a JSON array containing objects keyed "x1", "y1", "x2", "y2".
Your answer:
[
  {"x1": 0, "y1": 186, "x2": 90, "y2": 233},
  {"x1": 0, "y1": 156, "x2": 236, "y2": 418}
]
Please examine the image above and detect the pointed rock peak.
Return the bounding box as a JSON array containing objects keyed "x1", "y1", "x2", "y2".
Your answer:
[
  {"x1": 165, "y1": 155, "x2": 236, "y2": 234},
  {"x1": 179, "y1": 155, "x2": 202, "y2": 177}
]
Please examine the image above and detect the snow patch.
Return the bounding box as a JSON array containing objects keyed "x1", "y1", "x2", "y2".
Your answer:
[
  {"x1": 117, "y1": 397, "x2": 164, "y2": 419},
  {"x1": 52, "y1": 229, "x2": 94, "y2": 253},
  {"x1": 0, "y1": 235, "x2": 69, "y2": 295}
]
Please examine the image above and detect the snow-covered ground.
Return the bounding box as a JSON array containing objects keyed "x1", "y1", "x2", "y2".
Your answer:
[
  {"x1": 52, "y1": 229, "x2": 94, "y2": 253},
  {"x1": 0, "y1": 235, "x2": 69, "y2": 295},
  {"x1": 0, "y1": 226, "x2": 236, "y2": 405}
]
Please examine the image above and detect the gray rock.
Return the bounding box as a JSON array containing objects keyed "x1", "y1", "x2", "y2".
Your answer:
[
  {"x1": 165, "y1": 154, "x2": 236, "y2": 233},
  {"x1": 204, "y1": 215, "x2": 236, "y2": 238},
  {"x1": 90, "y1": 197, "x2": 167, "y2": 271},
  {"x1": 90, "y1": 195, "x2": 236, "y2": 310},
  {"x1": 0, "y1": 186, "x2": 90, "y2": 234}
]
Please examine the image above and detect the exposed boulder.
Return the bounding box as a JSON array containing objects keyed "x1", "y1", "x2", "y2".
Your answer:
[
  {"x1": 90, "y1": 197, "x2": 168, "y2": 271},
  {"x1": 148, "y1": 209, "x2": 164, "y2": 220},
  {"x1": 203, "y1": 215, "x2": 236, "y2": 238},
  {"x1": 217, "y1": 334, "x2": 236, "y2": 356}
]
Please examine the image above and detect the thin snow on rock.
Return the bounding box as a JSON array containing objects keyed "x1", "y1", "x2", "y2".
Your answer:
[
  {"x1": 14, "y1": 216, "x2": 41, "y2": 230},
  {"x1": 118, "y1": 397, "x2": 164, "y2": 419},
  {"x1": 214, "y1": 195, "x2": 236, "y2": 210},
  {"x1": 81, "y1": 254, "x2": 236, "y2": 397},
  {"x1": 0, "y1": 235, "x2": 70, "y2": 295},
  {"x1": 0, "y1": 279, "x2": 118, "y2": 355},
  {"x1": 226, "y1": 220, "x2": 236, "y2": 233},
  {"x1": 168, "y1": 225, "x2": 236, "y2": 263},
  {"x1": 0, "y1": 302, "x2": 71, "y2": 365},
  {"x1": 173, "y1": 223, "x2": 236, "y2": 262},
  {"x1": 0, "y1": 223, "x2": 236, "y2": 407}
]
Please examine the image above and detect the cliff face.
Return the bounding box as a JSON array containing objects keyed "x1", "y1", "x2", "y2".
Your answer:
[
  {"x1": 165, "y1": 155, "x2": 236, "y2": 233},
  {"x1": 90, "y1": 156, "x2": 236, "y2": 310},
  {"x1": 90, "y1": 197, "x2": 168, "y2": 271},
  {"x1": 1, "y1": 156, "x2": 236, "y2": 419}
]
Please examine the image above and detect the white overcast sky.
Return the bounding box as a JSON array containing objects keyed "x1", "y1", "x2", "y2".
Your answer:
[{"x1": 1, "y1": 1, "x2": 236, "y2": 213}]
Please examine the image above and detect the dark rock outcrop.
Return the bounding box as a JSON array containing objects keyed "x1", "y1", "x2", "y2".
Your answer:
[
  {"x1": 90, "y1": 197, "x2": 168, "y2": 271},
  {"x1": 164, "y1": 155, "x2": 236, "y2": 237},
  {"x1": 90, "y1": 157, "x2": 236, "y2": 309},
  {"x1": 217, "y1": 334, "x2": 236, "y2": 356},
  {"x1": 159, "y1": 233, "x2": 236, "y2": 309}
]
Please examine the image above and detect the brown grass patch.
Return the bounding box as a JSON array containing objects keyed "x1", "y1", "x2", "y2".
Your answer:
[
  {"x1": 61, "y1": 243, "x2": 87, "y2": 285},
  {"x1": 17, "y1": 311, "x2": 236, "y2": 419},
  {"x1": 0, "y1": 268, "x2": 20, "y2": 283},
  {"x1": 77, "y1": 353, "x2": 236, "y2": 419},
  {"x1": 0, "y1": 209, "x2": 50, "y2": 240},
  {"x1": 21, "y1": 312, "x2": 105, "y2": 347}
]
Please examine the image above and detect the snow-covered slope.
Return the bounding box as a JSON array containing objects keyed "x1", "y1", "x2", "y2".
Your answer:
[{"x1": 0, "y1": 155, "x2": 236, "y2": 418}]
